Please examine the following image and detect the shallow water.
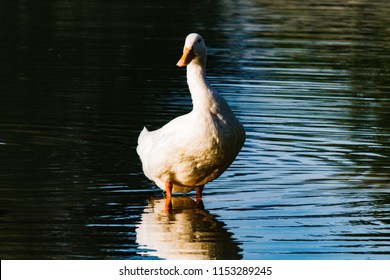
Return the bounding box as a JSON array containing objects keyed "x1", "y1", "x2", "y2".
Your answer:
[{"x1": 0, "y1": 0, "x2": 389, "y2": 260}]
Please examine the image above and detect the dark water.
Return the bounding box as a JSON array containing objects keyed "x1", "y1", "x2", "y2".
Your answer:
[{"x1": 0, "y1": 0, "x2": 389, "y2": 260}]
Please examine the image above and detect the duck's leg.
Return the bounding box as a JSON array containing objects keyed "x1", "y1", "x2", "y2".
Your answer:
[
  {"x1": 164, "y1": 180, "x2": 173, "y2": 214},
  {"x1": 165, "y1": 180, "x2": 173, "y2": 198},
  {"x1": 165, "y1": 199, "x2": 172, "y2": 214},
  {"x1": 196, "y1": 185, "x2": 204, "y2": 199}
]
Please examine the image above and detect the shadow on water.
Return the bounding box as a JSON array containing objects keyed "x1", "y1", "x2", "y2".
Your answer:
[{"x1": 136, "y1": 197, "x2": 242, "y2": 260}]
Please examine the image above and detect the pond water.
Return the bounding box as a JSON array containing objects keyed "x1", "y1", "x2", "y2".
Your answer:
[{"x1": 0, "y1": 0, "x2": 389, "y2": 260}]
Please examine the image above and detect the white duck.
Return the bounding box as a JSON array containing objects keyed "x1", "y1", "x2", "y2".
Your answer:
[{"x1": 137, "y1": 33, "x2": 245, "y2": 199}]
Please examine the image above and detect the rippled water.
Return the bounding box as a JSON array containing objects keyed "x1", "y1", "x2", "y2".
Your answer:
[{"x1": 0, "y1": 0, "x2": 389, "y2": 260}]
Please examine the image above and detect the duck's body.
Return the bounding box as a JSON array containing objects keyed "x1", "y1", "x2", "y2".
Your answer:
[{"x1": 137, "y1": 33, "x2": 245, "y2": 197}]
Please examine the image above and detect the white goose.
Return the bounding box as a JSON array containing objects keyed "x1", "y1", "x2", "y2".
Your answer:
[{"x1": 137, "y1": 33, "x2": 245, "y2": 199}]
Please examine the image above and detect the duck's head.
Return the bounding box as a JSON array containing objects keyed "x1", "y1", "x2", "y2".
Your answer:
[{"x1": 177, "y1": 33, "x2": 207, "y2": 67}]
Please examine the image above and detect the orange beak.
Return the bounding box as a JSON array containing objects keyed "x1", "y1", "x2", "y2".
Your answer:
[{"x1": 176, "y1": 47, "x2": 195, "y2": 67}]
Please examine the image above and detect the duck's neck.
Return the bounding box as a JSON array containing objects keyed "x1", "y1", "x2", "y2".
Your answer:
[{"x1": 186, "y1": 61, "x2": 214, "y2": 110}]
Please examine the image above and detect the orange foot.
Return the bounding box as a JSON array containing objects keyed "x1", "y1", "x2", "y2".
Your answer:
[
  {"x1": 164, "y1": 181, "x2": 173, "y2": 214},
  {"x1": 196, "y1": 185, "x2": 204, "y2": 199}
]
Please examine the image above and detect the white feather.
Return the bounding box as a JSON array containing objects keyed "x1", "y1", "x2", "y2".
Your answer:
[{"x1": 137, "y1": 33, "x2": 245, "y2": 193}]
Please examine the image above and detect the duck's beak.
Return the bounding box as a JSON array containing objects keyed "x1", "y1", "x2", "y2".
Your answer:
[{"x1": 176, "y1": 47, "x2": 195, "y2": 67}]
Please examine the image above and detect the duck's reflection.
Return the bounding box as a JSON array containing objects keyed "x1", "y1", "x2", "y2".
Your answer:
[{"x1": 136, "y1": 196, "x2": 242, "y2": 260}]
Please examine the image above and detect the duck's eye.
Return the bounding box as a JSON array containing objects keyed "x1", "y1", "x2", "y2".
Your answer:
[{"x1": 197, "y1": 38, "x2": 202, "y2": 43}]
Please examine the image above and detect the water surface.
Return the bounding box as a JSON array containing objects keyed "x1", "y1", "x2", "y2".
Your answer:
[{"x1": 0, "y1": 0, "x2": 389, "y2": 259}]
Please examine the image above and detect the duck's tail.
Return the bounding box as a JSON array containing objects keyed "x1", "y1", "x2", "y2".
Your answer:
[{"x1": 136, "y1": 127, "x2": 150, "y2": 157}]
